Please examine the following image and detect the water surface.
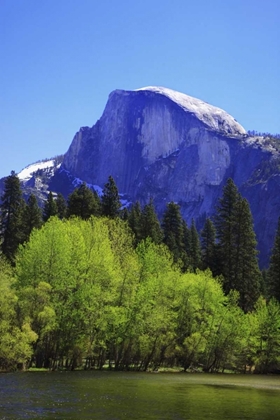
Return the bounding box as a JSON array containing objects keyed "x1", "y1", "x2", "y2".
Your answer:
[{"x1": 1, "y1": 371, "x2": 280, "y2": 419}]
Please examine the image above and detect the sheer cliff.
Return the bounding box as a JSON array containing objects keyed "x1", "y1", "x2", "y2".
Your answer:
[{"x1": 3, "y1": 87, "x2": 280, "y2": 267}]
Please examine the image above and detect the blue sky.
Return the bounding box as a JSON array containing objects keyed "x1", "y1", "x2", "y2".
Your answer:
[{"x1": 1, "y1": 0, "x2": 279, "y2": 178}]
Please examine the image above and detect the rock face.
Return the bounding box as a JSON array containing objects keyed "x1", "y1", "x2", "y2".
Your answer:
[{"x1": 3, "y1": 86, "x2": 280, "y2": 267}]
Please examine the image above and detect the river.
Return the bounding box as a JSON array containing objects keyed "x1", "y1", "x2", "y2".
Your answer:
[{"x1": 1, "y1": 371, "x2": 280, "y2": 419}]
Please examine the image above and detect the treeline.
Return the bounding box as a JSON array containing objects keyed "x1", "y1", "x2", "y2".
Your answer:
[
  {"x1": 247, "y1": 130, "x2": 280, "y2": 140},
  {"x1": 0, "y1": 172, "x2": 280, "y2": 372}
]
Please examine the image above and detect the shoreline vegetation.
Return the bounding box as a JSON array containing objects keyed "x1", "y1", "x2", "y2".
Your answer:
[{"x1": 0, "y1": 175, "x2": 280, "y2": 374}]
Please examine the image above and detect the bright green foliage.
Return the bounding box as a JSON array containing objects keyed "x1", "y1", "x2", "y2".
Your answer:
[
  {"x1": 201, "y1": 218, "x2": 216, "y2": 272},
  {"x1": 43, "y1": 191, "x2": 58, "y2": 222},
  {"x1": 67, "y1": 183, "x2": 100, "y2": 219},
  {"x1": 10, "y1": 213, "x2": 280, "y2": 373},
  {"x1": 250, "y1": 298, "x2": 280, "y2": 373},
  {"x1": 268, "y1": 217, "x2": 280, "y2": 301},
  {"x1": 133, "y1": 240, "x2": 179, "y2": 369},
  {"x1": 139, "y1": 200, "x2": 163, "y2": 244},
  {"x1": 55, "y1": 193, "x2": 67, "y2": 219},
  {"x1": 0, "y1": 259, "x2": 37, "y2": 370},
  {"x1": 175, "y1": 271, "x2": 246, "y2": 372},
  {"x1": 22, "y1": 193, "x2": 42, "y2": 240},
  {"x1": 162, "y1": 202, "x2": 184, "y2": 263},
  {"x1": 0, "y1": 171, "x2": 26, "y2": 262},
  {"x1": 101, "y1": 176, "x2": 121, "y2": 218}
]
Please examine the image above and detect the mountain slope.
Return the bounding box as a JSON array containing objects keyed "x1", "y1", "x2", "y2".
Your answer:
[{"x1": 1, "y1": 87, "x2": 280, "y2": 267}]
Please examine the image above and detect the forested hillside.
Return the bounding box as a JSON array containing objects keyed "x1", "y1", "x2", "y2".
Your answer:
[{"x1": 0, "y1": 172, "x2": 280, "y2": 373}]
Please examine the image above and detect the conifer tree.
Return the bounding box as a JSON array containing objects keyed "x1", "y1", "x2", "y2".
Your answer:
[
  {"x1": 120, "y1": 207, "x2": 129, "y2": 221},
  {"x1": 162, "y1": 202, "x2": 184, "y2": 262},
  {"x1": 0, "y1": 171, "x2": 26, "y2": 262},
  {"x1": 189, "y1": 219, "x2": 202, "y2": 270},
  {"x1": 215, "y1": 178, "x2": 261, "y2": 311},
  {"x1": 22, "y1": 193, "x2": 42, "y2": 240},
  {"x1": 182, "y1": 220, "x2": 191, "y2": 255},
  {"x1": 267, "y1": 217, "x2": 280, "y2": 302},
  {"x1": 201, "y1": 218, "x2": 216, "y2": 272},
  {"x1": 233, "y1": 197, "x2": 261, "y2": 312},
  {"x1": 140, "y1": 199, "x2": 163, "y2": 244},
  {"x1": 128, "y1": 201, "x2": 142, "y2": 244},
  {"x1": 55, "y1": 193, "x2": 67, "y2": 219},
  {"x1": 181, "y1": 220, "x2": 191, "y2": 271},
  {"x1": 43, "y1": 191, "x2": 58, "y2": 222},
  {"x1": 67, "y1": 183, "x2": 100, "y2": 219},
  {"x1": 101, "y1": 176, "x2": 121, "y2": 218},
  {"x1": 214, "y1": 178, "x2": 240, "y2": 292}
]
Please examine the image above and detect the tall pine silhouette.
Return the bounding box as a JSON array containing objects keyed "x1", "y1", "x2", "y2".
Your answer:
[
  {"x1": 268, "y1": 217, "x2": 280, "y2": 302},
  {"x1": 67, "y1": 183, "x2": 100, "y2": 219},
  {"x1": 0, "y1": 171, "x2": 26, "y2": 262},
  {"x1": 162, "y1": 202, "x2": 184, "y2": 262},
  {"x1": 101, "y1": 176, "x2": 121, "y2": 218},
  {"x1": 215, "y1": 178, "x2": 261, "y2": 311}
]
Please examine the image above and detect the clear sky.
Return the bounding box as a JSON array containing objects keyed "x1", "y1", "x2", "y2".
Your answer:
[{"x1": 1, "y1": 0, "x2": 279, "y2": 179}]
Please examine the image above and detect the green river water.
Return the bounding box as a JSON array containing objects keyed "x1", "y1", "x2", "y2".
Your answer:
[{"x1": 1, "y1": 371, "x2": 280, "y2": 419}]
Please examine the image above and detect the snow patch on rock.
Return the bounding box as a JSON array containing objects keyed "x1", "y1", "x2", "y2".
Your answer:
[
  {"x1": 136, "y1": 86, "x2": 247, "y2": 136},
  {"x1": 18, "y1": 160, "x2": 58, "y2": 181}
]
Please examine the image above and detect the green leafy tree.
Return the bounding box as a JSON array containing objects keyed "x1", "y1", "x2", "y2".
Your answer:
[
  {"x1": 0, "y1": 171, "x2": 26, "y2": 262},
  {"x1": 267, "y1": 217, "x2": 280, "y2": 301},
  {"x1": 0, "y1": 258, "x2": 37, "y2": 370},
  {"x1": 67, "y1": 183, "x2": 100, "y2": 219},
  {"x1": 101, "y1": 176, "x2": 121, "y2": 218},
  {"x1": 251, "y1": 298, "x2": 280, "y2": 373},
  {"x1": 43, "y1": 191, "x2": 58, "y2": 222}
]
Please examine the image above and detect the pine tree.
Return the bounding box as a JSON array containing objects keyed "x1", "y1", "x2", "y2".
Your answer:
[
  {"x1": 43, "y1": 191, "x2": 58, "y2": 222},
  {"x1": 139, "y1": 199, "x2": 163, "y2": 244},
  {"x1": 101, "y1": 176, "x2": 121, "y2": 218},
  {"x1": 120, "y1": 207, "x2": 129, "y2": 221},
  {"x1": 181, "y1": 220, "x2": 191, "y2": 271},
  {"x1": 0, "y1": 171, "x2": 26, "y2": 262},
  {"x1": 214, "y1": 178, "x2": 261, "y2": 311},
  {"x1": 268, "y1": 217, "x2": 280, "y2": 302},
  {"x1": 214, "y1": 178, "x2": 240, "y2": 292},
  {"x1": 201, "y1": 218, "x2": 216, "y2": 272},
  {"x1": 55, "y1": 193, "x2": 67, "y2": 219},
  {"x1": 162, "y1": 202, "x2": 184, "y2": 262},
  {"x1": 67, "y1": 183, "x2": 100, "y2": 219},
  {"x1": 233, "y1": 197, "x2": 261, "y2": 312},
  {"x1": 189, "y1": 219, "x2": 202, "y2": 270},
  {"x1": 22, "y1": 193, "x2": 42, "y2": 240},
  {"x1": 128, "y1": 201, "x2": 142, "y2": 245}
]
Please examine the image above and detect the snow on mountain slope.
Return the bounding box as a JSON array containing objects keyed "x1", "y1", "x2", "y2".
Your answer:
[
  {"x1": 18, "y1": 160, "x2": 58, "y2": 181},
  {"x1": 136, "y1": 86, "x2": 247, "y2": 136}
]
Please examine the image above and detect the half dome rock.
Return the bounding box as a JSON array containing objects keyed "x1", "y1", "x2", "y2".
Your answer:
[
  {"x1": 63, "y1": 86, "x2": 247, "y2": 198},
  {"x1": 9, "y1": 86, "x2": 280, "y2": 267},
  {"x1": 61, "y1": 87, "x2": 280, "y2": 267}
]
